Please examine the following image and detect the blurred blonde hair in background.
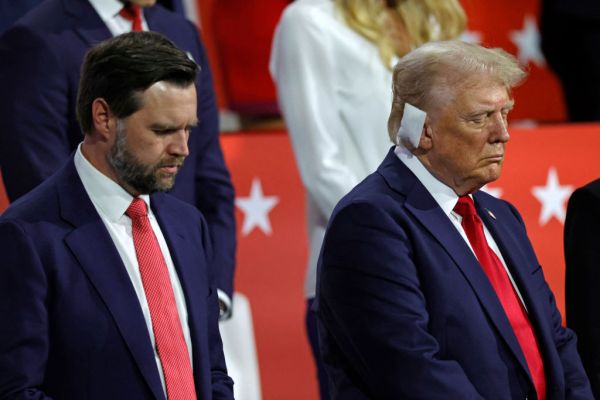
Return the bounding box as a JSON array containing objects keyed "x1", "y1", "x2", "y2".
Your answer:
[{"x1": 335, "y1": 0, "x2": 466, "y2": 68}]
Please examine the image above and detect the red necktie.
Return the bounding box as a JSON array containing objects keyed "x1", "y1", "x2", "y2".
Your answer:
[
  {"x1": 454, "y1": 196, "x2": 546, "y2": 400},
  {"x1": 119, "y1": 3, "x2": 143, "y2": 32},
  {"x1": 126, "y1": 198, "x2": 197, "y2": 400}
]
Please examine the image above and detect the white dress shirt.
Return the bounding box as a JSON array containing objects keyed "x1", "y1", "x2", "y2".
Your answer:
[
  {"x1": 88, "y1": 0, "x2": 149, "y2": 35},
  {"x1": 270, "y1": 0, "x2": 394, "y2": 298},
  {"x1": 394, "y1": 145, "x2": 528, "y2": 307},
  {"x1": 74, "y1": 145, "x2": 193, "y2": 395}
]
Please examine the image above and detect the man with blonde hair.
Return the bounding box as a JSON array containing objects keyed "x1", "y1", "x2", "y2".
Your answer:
[{"x1": 316, "y1": 40, "x2": 592, "y2": 399}]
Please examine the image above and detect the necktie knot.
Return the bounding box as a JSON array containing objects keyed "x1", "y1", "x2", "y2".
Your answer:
[
  {"x1": 454, "y1": 196, "x2": 477, "y2": 218},
  {"x1": 119, "y1": 3, "x2": 143, "y2": 32},
  {"x1": 126, "y1": 198, "x2": 148, "y2": 220}
]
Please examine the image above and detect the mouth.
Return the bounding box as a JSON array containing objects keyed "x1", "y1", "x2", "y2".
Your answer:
[
  {"x1": 486, "y1": 154, "x2": 504, "y2": 162},
  {"x1": 157, "y1": 158, "x2": 184, "y2": 175},
  {"x1": 159, "y1": 165, "x2": 179, "y2": 174}
]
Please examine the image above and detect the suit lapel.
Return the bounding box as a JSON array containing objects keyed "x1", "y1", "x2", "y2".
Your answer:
[
  {"x1": 475, "y1": 193, "x2": 563, "y2": 390},
  {"x1": 58, "y1": 160, "x2": 165, "y2": 400},
  {"x1": 63, "y1": 0, "x2": 112, "y2": 47},
  {"x1": 378, "y1": 150, "x2": 531, "y2": 377}
]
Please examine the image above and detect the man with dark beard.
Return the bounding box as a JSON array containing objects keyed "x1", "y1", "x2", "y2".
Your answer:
[{"x1": 0, "y1": 31, "x2": 234, "y2": 399}]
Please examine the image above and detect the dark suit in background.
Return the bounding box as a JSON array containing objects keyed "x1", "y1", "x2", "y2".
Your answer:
[
  {"x1": 0, "y1": 0, "x2": 236, "y2": 302},
  {"x1": 541, "y1": 0, "x2": 600, "y2": 121},
  {"x1": 0, "y1": 0, "x2": 185, "y2": 34},
  {"x1": 565, "y1": 178, "x2": 600, "y2": 399}
]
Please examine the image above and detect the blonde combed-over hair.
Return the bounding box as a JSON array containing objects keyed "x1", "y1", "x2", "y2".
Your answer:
[{"x1": 386, "y1": 40, "x2": 527, "y2": 143}]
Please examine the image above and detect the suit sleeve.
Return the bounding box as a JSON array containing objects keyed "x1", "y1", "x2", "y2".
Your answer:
[
  {"x1": 0, "y1": 220, "x2": 53, "y2": 399},
  {"x1": 0, "y1": 25, "x2": 73, "y2": 201},
  {"x1": 565, "y1": 186, "x2": 600, "y2": 398},
  {"x1": 317, "y1": 201, "x2": 484, "y2": 399},
  {"x1": 191, "y1": 28, "x2": 237, "y2": 308},
  {"x1": 269, "y1": 6, "x2": 361, "y2": 221}
]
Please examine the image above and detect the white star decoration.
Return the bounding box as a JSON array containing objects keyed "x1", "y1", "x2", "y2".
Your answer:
[
  {"x1": 481, "y1": 184, "x2": 503, "y2": 198},
  {"x1": 531, "y1": 167, "x2": 573, "y2": 226},
  {"x1": 235, "y1": 178, "x2": 279, "y2": 236},
  {"x1": 509, "y1": 15, "x2": 545, "y2": 67}
]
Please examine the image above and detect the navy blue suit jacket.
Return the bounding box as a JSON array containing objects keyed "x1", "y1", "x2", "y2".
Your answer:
[
  {"x1": 565, "y1": 178, "x2": 600, "y2": 399},
  {"x1": 0, "y1": 0, "x2": 236, "y2": 298},
  {"x1": 0, "y1": 158, "x2": 234, "y2": 399},
  {"x1": 316, "y1": 148, "x2": 592, "y2": 399}
]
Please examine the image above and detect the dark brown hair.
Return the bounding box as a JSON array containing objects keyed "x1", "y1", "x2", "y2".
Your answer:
[{"x1": 76, "y1": 31, "x2": 198, "y2": 134}]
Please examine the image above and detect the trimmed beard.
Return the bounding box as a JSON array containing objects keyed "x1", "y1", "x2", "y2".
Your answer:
[{"x1": 107, "y1": 120, "x2": 184, "y2": 194}]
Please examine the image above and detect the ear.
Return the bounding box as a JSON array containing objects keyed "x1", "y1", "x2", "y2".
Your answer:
[
  {"x1": 91, "y1": 98, "x2": 116, "y2": 140},
  {"x1": 418, "y1": 119, "x2": 434, "y2": 150}
]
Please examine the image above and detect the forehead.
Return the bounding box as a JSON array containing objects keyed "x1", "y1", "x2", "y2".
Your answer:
[
  {"x1": 430, "y1": 75, "x2": 511, "y2": 114},
  {"x1": 132, "y1": 81, "x2": 197, "y2": 125},
  {"x1": 138, "y1": 81, "x2": 196, "y2": 107}
]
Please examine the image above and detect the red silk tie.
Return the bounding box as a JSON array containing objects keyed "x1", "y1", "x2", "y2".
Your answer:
[
  {"x1": 126, "y1": 198, "x2": 197, "y2": 400},
  {"x1": 454, "y1": 196, "x2": 546, "y2": 400},
  {"x1": 119, "y1": 3, "x2": 143, "y2": 32}
]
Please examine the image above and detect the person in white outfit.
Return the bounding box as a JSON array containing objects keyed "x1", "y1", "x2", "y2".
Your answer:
[{"x1": 269, "y1": 0, "x2": 466, "y2": 397}]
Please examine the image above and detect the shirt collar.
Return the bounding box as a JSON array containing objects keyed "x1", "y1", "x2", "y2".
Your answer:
[
  {"x1": 394, "y1": 144, "x2": 463, "y2": 217},
  {"x1": 74, "y1": 144, "x2": 150, "y2": 222},
  {"x1": 88, "y1": 0, "x2": 129, "y2": 21}
]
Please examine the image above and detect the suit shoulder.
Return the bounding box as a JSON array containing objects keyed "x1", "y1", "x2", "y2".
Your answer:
[
  {"x1": 574, "y1": 178, "x2": 600, "y2": 199},
  {"x1": 2, "y1": 0, "x2": 67, "y2": 34},
  {"x1": 0, "y1": 177, "x2": 62, "y2": 223},
  {"x1": 333, "y1": 171, "x2": 403, "y2": 218}
]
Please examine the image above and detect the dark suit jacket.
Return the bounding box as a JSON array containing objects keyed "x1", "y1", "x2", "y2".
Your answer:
[
  {"x1": 316, "y1": 148, "x2": 592, "y2": 399},
  {"x1": 565, "y1": 178, "x2": 600, "y2": 399},
  {"x1": 0, "y1": 158, "x2": 234, "y2": 399},
  {"x1": 0, "y1": 0, "x2": 236, "y2": 298},
  {"x1": 540, "y1": 0, "x2": 600, "y2": 121}
]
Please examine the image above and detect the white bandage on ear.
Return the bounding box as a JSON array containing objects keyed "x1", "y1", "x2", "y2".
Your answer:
[{"x1": 395, "y1": 103, "x2": 427, "y2": 148}]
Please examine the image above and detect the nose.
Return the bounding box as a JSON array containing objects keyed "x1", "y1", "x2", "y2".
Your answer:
[
  {"x1": 168, "y1": 129, "x2": 190, "y2": 157},
  {"x1": 489, "y1": 113, "x2": 510, "y2": 143}
]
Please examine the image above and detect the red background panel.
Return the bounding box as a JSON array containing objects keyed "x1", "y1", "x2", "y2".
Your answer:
[
  {"x1": 221, "y1": 132, "x2": 317, "y2": 399},
  {"x1": 461, "y1": 0, "x2": 566, "y2": 121}
]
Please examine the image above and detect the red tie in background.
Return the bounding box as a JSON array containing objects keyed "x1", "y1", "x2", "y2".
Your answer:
[
  {"x1": 119, "y1": 2, "x2": 143, "y2": 32},
  {"x1": 126, "y1": 198, "x2": 197, "y2": 400},
  {"x1": 454, "y1": 196, "x2": 546, "y2": 400}
]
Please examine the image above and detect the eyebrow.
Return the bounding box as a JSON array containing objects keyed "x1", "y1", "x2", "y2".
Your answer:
[
  {"x1": 150, "y1": 120, "x2": 199, "y2": 131},
  {"x1": 465, "y1": 101, "x2": 515, "y2": 118}
]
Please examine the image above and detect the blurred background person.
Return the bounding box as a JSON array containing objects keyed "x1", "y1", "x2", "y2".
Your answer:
[
  {"x1": 269, "y1": 0, "x2": 465, "y2": 397},
  {"x1": 0, "y1": 0, "x2": 186, "y2": 34},
  {"x1": 564, "y1": 179, "x2": 600, "y2": 398},
  {"x1": 0, "y1": 0, "x2": 237, "y2": 318},
  {"x1": 540, "y1": 0, "x2": 600, "y2": 121}
]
